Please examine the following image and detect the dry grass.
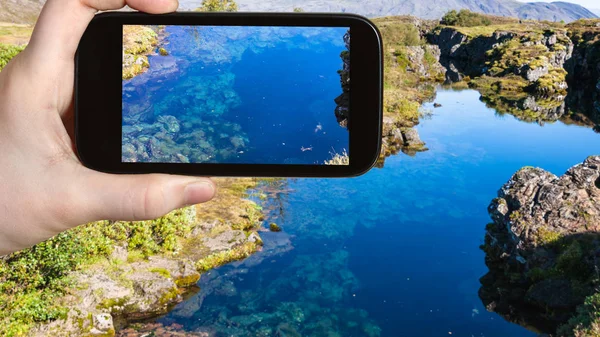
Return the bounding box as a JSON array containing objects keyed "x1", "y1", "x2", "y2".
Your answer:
[
  {"x1": 0, "y1": 22, "x2": 32, "y2": 45},
  {"x1": 195, "y1": 178, "x2": 259, "y2": 225}
]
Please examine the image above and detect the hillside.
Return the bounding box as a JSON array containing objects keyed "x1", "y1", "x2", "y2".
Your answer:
[
  {"x1": 0, "y1": 0, "x2": 44, "y2": 24},
  {"x1": 216, "y1": 0, "x2": 596, "y2": 22},
  {"x1": 0, "y1": 0, "x2": 596, "y2": 24}
]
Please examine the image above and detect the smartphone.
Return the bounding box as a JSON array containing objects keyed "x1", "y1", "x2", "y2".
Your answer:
[{"x1": 75, "y1": 12, "x2": 383, "y2": 177}]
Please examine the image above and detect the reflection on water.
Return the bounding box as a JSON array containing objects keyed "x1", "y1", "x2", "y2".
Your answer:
[{"x1": 137, "y1": 88, "x2": 599, "y2": 336}]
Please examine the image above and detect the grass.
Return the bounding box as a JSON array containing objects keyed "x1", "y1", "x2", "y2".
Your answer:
[
  {"x1": 196, "y1": 178, "x2": 260, "y2": 226},
  {"x1": 0, "y1": 23, "x2": 33, "y2": 46}
]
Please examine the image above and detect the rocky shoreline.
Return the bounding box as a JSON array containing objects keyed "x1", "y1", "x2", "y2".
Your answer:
[
  {"x1": 426, "y1": 19, "x2": 600, "y2": 128},
  {"x1": 19, "y1": 178, "x2": 270, "y2": 337},
  {"x1": 480, "y1": 156, "x2": 600, "y2": 335}
]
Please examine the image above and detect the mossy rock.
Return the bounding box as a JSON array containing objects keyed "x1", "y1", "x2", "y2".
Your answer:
[{"x1": 269, "y1": 223, "x2": 282, "y2": 232}]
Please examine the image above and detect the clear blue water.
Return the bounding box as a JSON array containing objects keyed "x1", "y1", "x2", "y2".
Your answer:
[
  {"x1": 121, "y1": 26, "x2": 349, "y2": 164},
  {"x1": 146, "y1": 88, "x2": 600, "y2": 337}
]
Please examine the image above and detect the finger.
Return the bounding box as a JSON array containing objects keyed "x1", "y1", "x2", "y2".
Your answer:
[
  {"x1": 26, "y1": 0, "x2": 178, "y2": 64},
  {"x1": 76, "y1": 170, "x2": 215, "y2": 222}
]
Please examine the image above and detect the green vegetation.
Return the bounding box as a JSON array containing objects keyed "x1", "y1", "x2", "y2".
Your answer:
[
  {"x1": 195, "y1": 242, "x2": 258, "y2": 272},
  {"x1": 560, "y1": 294, "x2": 600, "y2": 337},
  {"x1": 158, "y1": 47, "x2": 169, "y2": 56},
  {"x1": 122, "y1": 26, "x2": 159, "y2": 80},
  {"x1": 0, "y1": 177, "x2": 265, "y2": 336},
  {"x1": 0, "y1": 23, "x2": 33, "y2": 46},
  {"x1": 293, "y1": 7, "x2": 304, "y2": 13},
  {"x1": 269, "y1": 223, "x2": 282, "y2": 232},
  {"x1": 372, "y1": 16, "x2": 444, "y2": 130},
  {"x1": 196, "y1": 0, "x2": 238, "y2": 12},
  {"x1": 0, "y1": 208, "x2": 195, "y2": 336},
  {"x1": 0, "y1": 43, "x2": 25, "y2": 71},
  {"x1": 441, "y1": 9, "x2": 492, "y2": 27}
]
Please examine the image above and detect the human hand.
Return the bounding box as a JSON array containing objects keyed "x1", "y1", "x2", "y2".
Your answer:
[{"x1": 0, "y1": 0, "x2": 216, "y2": 255}]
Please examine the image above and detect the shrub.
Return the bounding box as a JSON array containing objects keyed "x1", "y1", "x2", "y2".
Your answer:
[
  {"x1": 0, "y1": 43, "x2": 26, "y2": 71},
  {"x1": 0, "y1": 207, "x2": 195, "y2": 336},
  {"x1": 442, "y1": 9, "x2": 492, "y2": 27},
  {"x1": 196, "y1": 0, "x2": 238, "y2": 12},
  {"x1": 380, "y1": 23, "x2": 422, "y2": 46}
]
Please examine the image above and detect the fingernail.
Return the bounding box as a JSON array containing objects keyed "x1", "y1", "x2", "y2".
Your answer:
[{"x1": 184, "y1": 181, "x2": 215, "y2": 205}]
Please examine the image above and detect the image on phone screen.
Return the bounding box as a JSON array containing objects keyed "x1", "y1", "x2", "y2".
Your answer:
[{"x1": 121, "y1": 25, "x2": 351, "y2": 165}]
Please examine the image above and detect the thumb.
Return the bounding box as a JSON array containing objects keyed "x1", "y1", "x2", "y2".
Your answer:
[{"x1": 78, "y1": 170, "x2": 216, "y2": 222}]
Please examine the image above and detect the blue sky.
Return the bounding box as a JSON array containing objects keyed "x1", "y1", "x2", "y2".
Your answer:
[{"x1": 518, "y1": 0, "x2": 598, "y2": 10}]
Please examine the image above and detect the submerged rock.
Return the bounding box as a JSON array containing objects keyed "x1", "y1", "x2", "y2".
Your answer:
[{"x1": 479, "y1": 156, "x2": 600, "y2": 334}]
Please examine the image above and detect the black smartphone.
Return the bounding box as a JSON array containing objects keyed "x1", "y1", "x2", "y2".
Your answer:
[{"x1": 75, "y1": 12, "x2": 383, "y2": 177}]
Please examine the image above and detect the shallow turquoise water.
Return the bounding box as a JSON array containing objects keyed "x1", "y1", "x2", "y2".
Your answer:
[
  {"x1": 122, "y1": 26, "x2": 349, "y2": 164},
  {"x1": 153, "y1": 88, "x2": 600, "y2": 336}
]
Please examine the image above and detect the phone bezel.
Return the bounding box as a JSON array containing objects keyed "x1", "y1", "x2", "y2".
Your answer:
[{"x1": 75, "y1": 12, "x2": 383, "y2": 177}]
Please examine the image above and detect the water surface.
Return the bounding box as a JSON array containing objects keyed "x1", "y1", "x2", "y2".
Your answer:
[
  {"x1": 121, "y1": 26, "x2": 349, "y2": 165},
  {"x1": 150, "y1": 88, "x2": 600, "y2": 336}
]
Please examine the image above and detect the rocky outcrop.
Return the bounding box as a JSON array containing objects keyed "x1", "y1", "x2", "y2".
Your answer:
[
  {"x1": 334, "y1": 30, "x2": 350, "y2": 128},
  {"x1": 428, "y1": 22, "x2": 600, "y2": 126},
  {"x1": 428, "y1": 27, "x2": 516, "y2": 80},
  {"x1": 29, "y1": 198, "x2": 265, "y2": 337},
  {"x1": 378, "y1": 117, "x2": 427, "y2": 164},
  {"x1": 565, "y1": 21, "x2": 600, "y2": 129},
  {"x1": 404, "y1": 45, "x2": 446, "y2": 80},
  {"x1": 479, "y1": 156, "x2": 600, "y2": 334}
]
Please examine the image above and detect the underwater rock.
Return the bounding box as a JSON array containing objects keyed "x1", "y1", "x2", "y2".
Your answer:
[
  {"x1": 157, "y1": 115, "x2": 181, "y2": 133},
  {"x1": 479, "y1": 156, "x2": 600, "y2": 334},
  {"x1": 229, "y1": 136, "x2": 245, "y2": 149},
  {"x1": 117, "y1": 323, "x2": 208, "y2": 337},
  {"x1": 269, "y1": 223, "x2": 282, "y2": 232},
  {"x1": 123, "y1": 99, "x2": 155, "y2": 124}
]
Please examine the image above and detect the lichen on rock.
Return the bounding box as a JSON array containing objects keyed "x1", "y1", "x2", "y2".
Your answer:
[{"x1": 479, "y1": 156, "x2": 600, "y2": 335}]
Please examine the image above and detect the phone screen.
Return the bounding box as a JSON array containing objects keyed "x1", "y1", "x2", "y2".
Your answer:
[{"x1": 121, "y1": 25, "x2": 351, "y2": 166}]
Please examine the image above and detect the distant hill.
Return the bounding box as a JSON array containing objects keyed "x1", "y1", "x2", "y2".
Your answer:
[
  {"x1": 0, "y1": 0, "x2": 597, "y2": 24},
  {"x1": 182, "y1": 0, "x2": 598, "y2": 22},
  {"x1": 0, "y1": 0, "x2": 44, "y2": 24}
]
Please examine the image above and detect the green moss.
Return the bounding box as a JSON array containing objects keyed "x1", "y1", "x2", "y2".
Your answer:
[
  {"x1": 536, "y1": 227, "x2": 563, "y2": 246},
  {"x1": 195, "y1": 242, "x2": 258, "y2": 273},
  {"x1": 269, "y1": 223, "x2": 282, "y2": 232},
  {"x1": 148, "y1": 268, "x2": 171, "y2": 279},
  {"x1": 158, "y1": 47, "x2": 169, "y2": 56},
  {"x1": 158, "y1": 287, "x2": 180, "y2": 306},
  {"x1": 175, "y1": 274, "x2": 201, "y2": 288},
  {"x1": 96, "y1": 296, "x2": 128, "y2": 310}
]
